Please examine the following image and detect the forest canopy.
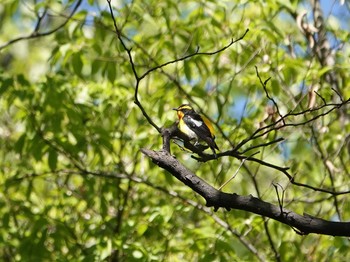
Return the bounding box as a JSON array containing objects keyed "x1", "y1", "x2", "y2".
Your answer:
[{"x1": 0, "y1": 0, "x2": 350, "y2": 261}]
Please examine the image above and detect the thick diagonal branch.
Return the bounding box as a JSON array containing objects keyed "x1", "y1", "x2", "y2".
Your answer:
[{"x1": 141, "y1": 148, "x2": 350, "y2": 237}]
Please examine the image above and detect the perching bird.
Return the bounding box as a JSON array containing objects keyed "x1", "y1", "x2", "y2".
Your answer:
[{"x1": 173, "y1": 104, "x2": 219, "y2": 156}]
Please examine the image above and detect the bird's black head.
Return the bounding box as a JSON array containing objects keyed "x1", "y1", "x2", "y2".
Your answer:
[
  {"x1": 173, "y1": 104, "x2": 196, "y2": 118},
  {"x1": 173, "y1": 104, "x2": 195, "y2": 113}
]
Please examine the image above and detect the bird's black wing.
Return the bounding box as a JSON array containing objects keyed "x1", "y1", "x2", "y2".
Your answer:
[
  {"x1": 183, "y1": 114, "x2": 211, "y2": 138},
  {"x1": 183, "y1": 113, "x2": 219, "y2": 155}
]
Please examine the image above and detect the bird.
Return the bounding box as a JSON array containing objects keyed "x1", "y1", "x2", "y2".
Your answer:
[{"x1": 173, "y1": 104, "x2": 219, "y2": 156}]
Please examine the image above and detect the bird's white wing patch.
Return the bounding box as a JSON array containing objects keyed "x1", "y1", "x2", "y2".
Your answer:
[{"x1": 189, "y1": 118, "x2": 203, "y2": 127}]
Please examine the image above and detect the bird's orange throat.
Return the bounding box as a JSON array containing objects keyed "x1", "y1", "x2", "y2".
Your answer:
[{"x1": 177, "y1": 110, "x2": 184, "y2": 119}]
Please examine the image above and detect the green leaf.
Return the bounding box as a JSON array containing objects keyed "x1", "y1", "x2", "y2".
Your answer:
[
  {"x1": 136, "y1": 223, "x2": 148, "y2": 236},
  {"x1": 0, "y1": 78, "x2": 13, "y2": 97},
  {"x1": 17, "y1": 74, "x2": 30, "y2": 86},
  {"x1": 190, "y1": 84, "x2": 208, "y2": 98},
  {"x1": 30, "y1": 135, "x2": 46, "y2": 161},
  {"x1": 14, "y1": 134, "x2": 26, "y2": 155},
  {"x1": 271, "y1": 78, "x2": 280, "y2": 96},
  {"x1": 48, "y1": 149, "x2": 58, "y2": 170},
  {"x1": 106, "y1": 62, "x2": 116, "y2": 83},
  {"x1": 72, "y1": 52, "x2": 83, "y2": 76},
  {"x1": 91, "y1": 59, "x2": 102, "y2": 75},
  {"x1": 184, "y1": 61, "x2": 192, "y2": 81}
]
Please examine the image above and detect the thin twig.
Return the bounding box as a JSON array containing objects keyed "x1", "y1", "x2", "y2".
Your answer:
[
  {"x1": 314, "y1": 91, "x2": 327, "y2": 105},
  {"x1": 218, "y1": 151, "x2": 259, "y2": 190},
  {"x1": 234, "y1": 98, "x2": 350, "y2": 151},
  {"x1": 34, "y1": 7, "x2": 48, "y2": 32},
  {"x1": 219, "y1": 156, "x2": 247, "y2": 190},
  {"x1": 255, "y1": 66, "x2": 285, "y2": 124},
  {"x1": 240, "y1": 137, "x2": 284, "y2": 154},
  {"x1": 107, "y1": 0, "x2": 161, "y2": 132},
  {"x1": 138, "y1": 29, "x2": 249, "y2": 81},
  {"x1": 243, "y1": 165, "x2": 281, "y2": 261},
  {"x1": 107, "y1": 0, "x2": 249, "y2": 134},
  {"x1": 221, "y1": 148, "x2": 350, "y2": 195},
  {"x1": 273, "y1": 183, "x2": 285, "y2": 214},
  {"x1": 0, "y1": 0, "x2": 83, "y2": 51}
]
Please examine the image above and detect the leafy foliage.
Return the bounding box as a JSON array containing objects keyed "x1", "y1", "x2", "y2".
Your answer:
[{"x1": 0, "y1": 0, "x2": 349, "y2": 261}]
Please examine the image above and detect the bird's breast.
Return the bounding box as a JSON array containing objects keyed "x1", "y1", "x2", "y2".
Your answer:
[{"x1": 179, "y1": 119, "x2": 198, "y2": 140}]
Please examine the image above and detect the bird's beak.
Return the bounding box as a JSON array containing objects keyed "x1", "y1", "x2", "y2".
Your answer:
[{"x1": 172, "y1": 108, "x2": 178, "y2": 111}]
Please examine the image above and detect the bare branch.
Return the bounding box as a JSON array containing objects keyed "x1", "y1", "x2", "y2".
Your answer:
[
  {"x1": 162, "y1": 122, "x2": 350, "y2": 197},
  {"x1": 314, "y1": 91, "x2": 327, "y2": 105},
  {"x1": 240, "y1": 137, "x2": 284, "y2": 154},
  {"x1": 106, "y1": 0, "x2": 161, "y2": 133},
  {"x1": 0, "y1": 0, "x2": 83, "y2": 51},
  {"x1": 33, "y1": 7, "x2": 48, "y2": 32},
  {"x1": 255, "y1": 66, "x2": 284, "y2": 124},
  {"x1": 234, "y1": 98, "x2": 350, "y2": 151},
  {"x1": 167, "y1": 120, "x2": 350, "y2": 195},
  {"x1": 139, "y1": 29, "x2": 249, "y2": 81},
  {"x1": 218, "y1": 154, "x2": 255, "y2": 191},
  {"x1": 244, "y1": 166, "x2": 281, "y2": 260},
  {"x1": 311, "y1": 127, "x2": 343, "y2": 220},
  {"x1": 107, "y1": 0, "x2": 248, "y2": 135},
  {"x1": 141, "y1": 148, "x2": 350, "y2": 236},
  {"x1": 106, "y1": 0, "x2": 350, "y2": 236}
]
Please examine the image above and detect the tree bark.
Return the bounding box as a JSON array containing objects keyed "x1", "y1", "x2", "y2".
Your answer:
[{"x1": 141, "y1": 148, "x2": 350, "y2": 237}]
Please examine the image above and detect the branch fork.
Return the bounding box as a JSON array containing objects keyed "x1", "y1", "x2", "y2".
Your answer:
[{"x1": 140, "y1": 124, "x2": 350, "y2": 236}]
